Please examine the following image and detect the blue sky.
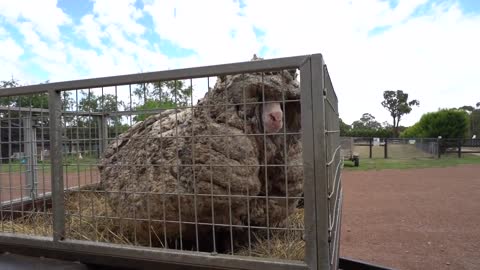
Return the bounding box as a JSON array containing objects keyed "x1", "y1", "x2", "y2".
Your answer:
[{"x1": 0, "y1": 0, "x2": 479, "y2": 126}]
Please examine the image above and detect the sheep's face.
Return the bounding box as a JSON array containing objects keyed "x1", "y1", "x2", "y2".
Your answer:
[
  {"x1": 211, "y1": 68, "x2": 300, "y2": 134},
  {"x1": 262, "y1": 102, "x2": 283, "y2": 133}
]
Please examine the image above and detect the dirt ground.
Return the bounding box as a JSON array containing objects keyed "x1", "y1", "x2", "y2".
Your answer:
[
  {"x1": 0, "y1": 168, "x2": 100, "y2": 201},
  {"x1": 1, "y1": 164, "x2": 479, "y2": 270},
  {"x1": 340, "y1": 164, "x2": 480, "y2": 270}
]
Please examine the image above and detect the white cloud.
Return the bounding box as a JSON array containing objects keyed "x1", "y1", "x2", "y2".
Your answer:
[
  {"x1": 144, "y1": 0, "x2": 262, "y2": 65},
  {"x1": 18, "y1": 22, "x2": 68, "y2": 64},
  {"x1": 76, "y1": 0, "x2": 145, "y2": 49},
  {"x1": 0, "y1": 34, "x2": 24, "y2": 77},
  {"x1": 77, "y1": 14, "x2": 106, "y2": 49},
  {"x1": 92, "y1": 0, "x2": 145, "y2": 36},
  {"x1": 0, "y1": 38, "x2": 23, "y2": 63},
  {"x1": 0, "y1": 0, "x2": 70, "y2": 41},
  {"x1": 72, "y1": 0, "x2": 175, "y2": 78}
]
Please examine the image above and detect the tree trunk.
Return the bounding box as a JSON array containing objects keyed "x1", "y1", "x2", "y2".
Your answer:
[{"x1": 392, "y1": 117, "x2": 398, "y2": 137}]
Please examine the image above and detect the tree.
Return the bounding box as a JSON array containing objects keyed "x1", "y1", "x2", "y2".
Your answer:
[
  {"x1": 459, "y1": 105, "x2": 475, "y2": 113},
  {"x1": 381, "y1": 121, "x2": 392, "y2": 128},
  {"x1": 352, "y1": 113, "x2": 381, "y2": 130},
  {"x1": 78, "y1": 90, "x2": 125, "y2": 126},
  {"x1": 0, "y1": 78, "x2": 49, "y2": 109},
  {"x1": 133, "y1": 80, "x2": 193, "y2": 122},
  {"x1": 344, "y1": 113, "x2": 392, "y2": 138},
  {"x1": 1, "y1": 78, "x2": 74, "y2": 110},
  {"x1": 457, "y1": 103, "x2": 480, "y2": 137},
  {"x1": 400, "y1": 109, "x2": 468, "y2": 139},
  {"x1": 381, "y1": 90, "x2": 419, "y2": 137},
  {"x1": 470, "y1": 109, "x2": 480, "y2": 138},
  {"x1": 345, "y1": 128, "x2": 393, "y2": 138},
  {"x1": 339, "y1": 118, "x2": 351, "y2": 136}
]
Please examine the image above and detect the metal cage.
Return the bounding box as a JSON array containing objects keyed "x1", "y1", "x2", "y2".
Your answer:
[{"x1": 0, "y1": 54, "x2": 342, "y2": 270}]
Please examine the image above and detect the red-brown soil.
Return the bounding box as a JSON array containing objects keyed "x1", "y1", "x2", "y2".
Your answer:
[{"x1": 340, "y1": 164, "x2": 480, "y2": 270}]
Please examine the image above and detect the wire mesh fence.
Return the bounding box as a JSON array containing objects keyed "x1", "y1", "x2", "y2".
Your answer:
[
  {"x1": 0, "y1": 54, "x2": 342, "y2": 270},
  {"x1": 385, "y1": 138, "x2": 439, "y2": 159},
  {"x1": 0, "y1": 103, "x2": 52, "y2": 236},
  {"x1": 345, "y1": 137, "x2": 439, "y2": 160},
  {"x1": 440, "y1": 138, "x2": 480, "y2": 157}
]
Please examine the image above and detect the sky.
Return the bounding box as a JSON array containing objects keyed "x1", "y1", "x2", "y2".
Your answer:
[{"x1": 0, "y1": 0, "x2": 479, "y2": 126}]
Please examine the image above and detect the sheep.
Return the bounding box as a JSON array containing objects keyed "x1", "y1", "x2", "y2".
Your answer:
[{"x1": 98, "y1": 57, "x2": 303, "y2": 252}]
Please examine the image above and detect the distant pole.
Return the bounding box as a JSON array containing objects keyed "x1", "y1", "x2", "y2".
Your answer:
[
  {"x1": 458, "y1": 138, "x2": 462, "y2": 158},
  {"x1": 369, "y1": 137, "x2": 373, "y2": 159},
  {"x1": 384, "y1": 138, "x2": 388, "y2": 159},
  {"x1": 437, "y1": 137, "x2": 441, "y2": 159}
]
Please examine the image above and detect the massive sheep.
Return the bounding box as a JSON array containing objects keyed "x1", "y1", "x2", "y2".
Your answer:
[{"x1": 98, "y1": 57, "x2": 303, "y2": 252}]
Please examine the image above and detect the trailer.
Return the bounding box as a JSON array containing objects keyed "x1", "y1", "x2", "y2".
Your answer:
[
  {"x1": 341, "y1": 137, "x2": 360, "y2": 167},
  {"x1": 0, "y1": 54, "x2": 392, "y2": 270}
]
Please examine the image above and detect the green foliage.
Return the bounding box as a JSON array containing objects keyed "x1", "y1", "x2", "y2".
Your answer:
[
  {"x1": 0, "y1": 78, "x2": 49, "y2": 108},
  {"x1": 339, "y1": 118, "x2": 351, "y2": 136},
  {"x1": 1, "y1": 78, "x2": 75, "y2": 111},
  {"x1": 134, "y1": 99, "x2": 177, "y2": 122},
  {"x1": 469, "y1": 110, "x2": 480, "y2": 137},
  {"x1": 456, "y1": 103, "x2": 480, "y2": 138},
  {"x1": 381, "y1": 90, "x2": 419, "y2": 137},
  {"x1": 132, "y1": 80, "x2": 193, "y2": 122},
  {"x1": 0, "y1": 77, "x2": 193, "y2": 144},
  {"x1": 133, "y1": 81, "x2": 192, "y2": 106},
  {"x1": 400, "y1": 109, "x2": 469, "y2": 138},
  {"x1": 344, "y1": 113, "x2": 392, "y2": 138},
  {"x1": 352, "y1": 113, "x2": 382, "y2": 130},
  {"x1": 78, "y1": 90, "x2": 125, "y2": 126},
  {"x1": 459, "y1": 105, "x2": 475, "y2": 112},
  {"x1": 344, "y1": 128, "x2": 393, "y2": 138}
]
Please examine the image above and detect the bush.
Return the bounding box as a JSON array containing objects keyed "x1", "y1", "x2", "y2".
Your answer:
[
  {"x1": 400, "y1": 109, "x2": 469, "y2": 153},
  {"x1": 345, "y1": 128, "x2": 393, "y2": 138},
  {"x1": 401, "y1": 109, "x2": 468, "y2": 139}
]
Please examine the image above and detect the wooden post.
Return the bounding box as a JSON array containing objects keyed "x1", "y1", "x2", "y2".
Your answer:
[
  {"x1": 458, "y1": 139, "x2": 462, "y2": 158},
  {"x1": 437, "y1": 138, "x2": 441, "y2": 159},
  {"x1": 384, "y1": 138, "x2": 388, "y2": 159},
  {"x1": 369, "y1": 137, "x2": 373, "y2": 159}
]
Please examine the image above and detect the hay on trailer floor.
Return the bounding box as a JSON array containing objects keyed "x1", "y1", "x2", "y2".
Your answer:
[{"x1": 2, "y1": 191, "x2": 305, "y2": 260}]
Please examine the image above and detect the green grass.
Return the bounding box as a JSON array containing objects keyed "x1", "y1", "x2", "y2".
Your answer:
[
  {"x1": 343, "y1": 154, "x2": 480, "y2": 171},
  {"x1": 353, "y1": 144, "x2": 436, "y2": 159}
]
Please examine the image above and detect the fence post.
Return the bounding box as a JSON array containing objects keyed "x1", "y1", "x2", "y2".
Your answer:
[
  {"x1": 437, "y1": 138, "x2": 441, "y2": 159},
  {"x1": 98, "y1": 115, "x2": 109, "y2": 157},
  {"x1": 48, "y1": 89, "x2": 65, "y2": 242},
  {"x1": 300, "y1": 54, "x2": 332, "y2": 270},
  {"x1": 23, "y1": 115, "x2": 38, "y2": 199},
  {"x1": 384, "y1": 138, "x2": 388, "y2": 159},
  {"x1": 369, "y1": 137, "x2": 373, "y2": 159},
  {"x1": 458, "y1": 139, "x2": 462, "y2": 158}
]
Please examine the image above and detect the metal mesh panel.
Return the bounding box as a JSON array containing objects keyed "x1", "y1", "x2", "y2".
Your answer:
[
  {"x1": 0, "y1": 55, "x2": 342, "y2": 270},
  {"x1": 0, "y1": 98, "x2": 52, "y2": 237},
  {"x1": 323, "y1": 66, "x2": 342, "y2": 270},
  {"x1": 386, "y1": 138, "x2": 438, "y2": 159},
  {"x1": 57, "y1": 71, "x2": 306, "y2": 259}
]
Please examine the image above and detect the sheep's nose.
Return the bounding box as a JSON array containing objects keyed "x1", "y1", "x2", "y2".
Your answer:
[{"x1": 269, "y1": 111, "x2": 282, "y2": 122}]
